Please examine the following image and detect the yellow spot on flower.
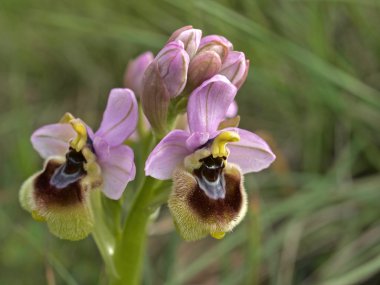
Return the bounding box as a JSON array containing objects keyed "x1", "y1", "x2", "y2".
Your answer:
[
  {"x1": 32, "y1": 210, "x2": 45, "y2": 222},
  {"x1": 59, "y1": 112, "x2": 88, "y2": 152},
  {"x1": 210, "y1": 231, "x2": 225, "y2": 239},
  {"x1": 211, "y1": 131, "x2": 240, "y2": 158},
  {"x1": 69, "y1": 119, "x2": 87, "y2": 152},
  {"x1": 59, "y1": 112, "x2": 76, "y2": 123}
]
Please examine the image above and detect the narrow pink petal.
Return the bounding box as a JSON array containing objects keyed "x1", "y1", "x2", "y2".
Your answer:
[
  {"x1": 187, "y1": 75, "x2": 237, "y2": 133},
  {"x1": 98, "y1": 144, "x2": 136, "y2": 200},
  {"x1": 96, "y1": 88, "x2": 138, "y2": 147},
  {"x1": 31, "y1": 123, "x2": 75, "y2": 159},
  {"x1": 225, "y1": 128, "x2": 276, "y2": 174},
  {"x1": 145, "y1": 130, "x2": 191, "y2": 180}
]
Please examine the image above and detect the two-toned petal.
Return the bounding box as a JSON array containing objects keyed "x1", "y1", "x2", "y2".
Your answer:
[
  {"x1": 226, "y1": 128, "x2": 276, "y2": 173},
  {"x1": 145, "y1": 130, "x2": 191, "y2": 180},
  {"x1": 96, "y1": 88, "x2": 138, "y2": 146},
  {"x1": 31, "y1": 123, "x2": 76, "y2": 159},
  {"x1": 187, "y1": 75, "x2": 237, "y2": 134}
]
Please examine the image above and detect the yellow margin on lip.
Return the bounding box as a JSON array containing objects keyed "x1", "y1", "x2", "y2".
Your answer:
[{"x1": 210, "y1": 231, "x2": 226, "y2": 239}]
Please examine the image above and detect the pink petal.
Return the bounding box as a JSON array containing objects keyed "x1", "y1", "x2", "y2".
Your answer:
[
  {"x1": 145, "y1": 130, "x2": 191, "y2": 179},
  {"x1": 98, "y1": 144, "x2": 136, "y2": 200},
  {"x1": 226, "y1": 128, "x2": 276, "y2": 173},
  {"x1": 186, "y1": 132, "x2": 210, "y2": 151},
  {"x1": 31, "y1": 123, "x2": 75, "y2": 159},
  {"x1": 124, "y1": 51, "x2": 154, "y2": 97},
  {"x1": 96, "y1": 88, "x2": 138, "y2": 147},
  {"x1": 187, "y1": 75, "x2": 237, "y2": 134},
  {"x1": 226, "y1": 100, "x2": 238, "y2": 118}
]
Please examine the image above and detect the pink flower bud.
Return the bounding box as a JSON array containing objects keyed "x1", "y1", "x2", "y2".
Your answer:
[
  {"x1": 220, "y1": 51, "x2": 249, "y2": 89},
  {"x1": 168, "y1": 26, "x2": 202, "y2": 59},
  {"x1": 124, "y1": 51, "x2": 154, "y2": 97},
  {"x1": 197, "y1": 35, "x2": 233, "y2": 62},
  {"x1": 188, "y1": 50, "x2": 222, "y2": 88},
  {"x1": 155, "y1": 40, "x2": 190, "y2": 98},
  {"x1": 141, "y1": 61, "x2": 170, "y2": 135}
]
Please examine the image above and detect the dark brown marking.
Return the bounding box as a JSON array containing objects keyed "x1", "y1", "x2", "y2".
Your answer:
[
  {"x1": 34, "y1": 159, "x2": 84, "y2": 207},
  {"x1": 188, "y1": 172, "x2": 242, "y2": 221}
]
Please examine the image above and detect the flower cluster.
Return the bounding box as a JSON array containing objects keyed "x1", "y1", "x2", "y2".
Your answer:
[
  {"x1": 20, "y1": 26, "x2": 275, "y2": 242},
  {"x1": 124, "y1": 26, "x2": 249, "y2": 134}
]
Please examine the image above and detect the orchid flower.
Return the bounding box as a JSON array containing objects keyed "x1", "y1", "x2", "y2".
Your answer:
[
  {"x1": 19, "y1": 89, "x2": 138, "y2": 240},
  {"x1": 145, "y1": 75, "x2": 275, "y2": 241}
]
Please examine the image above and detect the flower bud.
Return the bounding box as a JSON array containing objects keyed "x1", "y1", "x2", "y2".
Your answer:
[
  {"x1": 141, "y1": 61, "x2": 171, "y2": 135},
  {"x1": 219, "y1": 51, "x2": 249, "y2": 89},
  {"x1": 154, "y1": 40, "x2": 190, "y2": 98},
  {"x1": 124, "y1": 51, "x2": 154, "y2": 97},
  {"x1": 141, "y1": 41, "x2": 189, "y2": 134},
  {"x1": 197, "y1": 35, "x2": 233, "y2": 62},
  {"x1": 168, "y1": 25, "x2": 202, "y2": 59},
  {"x1": 188, "y1": 50, "x2": 222, "y2": 88}
]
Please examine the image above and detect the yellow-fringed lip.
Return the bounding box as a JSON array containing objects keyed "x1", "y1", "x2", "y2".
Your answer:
[
  {"x1": 210, "y1": 231, "x2": 226, "y2": 239},
  {"x1": 211, "y1": 131, "x2": 240, "y2": 158}
]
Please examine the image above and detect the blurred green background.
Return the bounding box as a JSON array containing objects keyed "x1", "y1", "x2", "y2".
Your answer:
[{"x1": 1, "y1": 0, "x2": 380, "y2": 284}]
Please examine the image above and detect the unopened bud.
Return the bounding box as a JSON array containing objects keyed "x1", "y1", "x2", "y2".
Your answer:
[
  {"x1": 155, "y1": 40, "x2": 190, "y2": 98},
  {"x1": 188, "y1": 50, "x2": 222, "y2": 87},
  {"x1": 220, "y1": 51, "x2": 249, "y2": 89},
  {"x1": 124, "y1": 52, "x2": 154, "y2": 97},
  {"x1": 168, "y1": 26, "x2": 202, "y2": 58},
  {"x1": 197, "y1": 35, "x2": 233, "y2": 62}
]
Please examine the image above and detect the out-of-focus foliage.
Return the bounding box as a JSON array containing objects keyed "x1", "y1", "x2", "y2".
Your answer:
[{"x1": 1, "y1": 0, "x2": 380, "y2": 284}]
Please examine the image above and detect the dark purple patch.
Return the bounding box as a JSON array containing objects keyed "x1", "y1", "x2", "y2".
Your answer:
[
  {"x1": 188, "y1": 172, "x2": 243, "y2": 221},
  {"x1": 34, "y1": 159, "x2": 85, "y2": 207}
]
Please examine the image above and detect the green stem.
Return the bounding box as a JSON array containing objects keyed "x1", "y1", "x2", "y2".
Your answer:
[
  {"x1": 111, "y1": 176, "x2": 160, "y2": 285},
  {"x1": 91, "y1": 190, "x2": 119, "y2": 279}
]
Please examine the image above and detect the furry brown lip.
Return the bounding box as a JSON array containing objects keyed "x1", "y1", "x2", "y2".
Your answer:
[{"x1": 193, "y1": 155, "x2": 226, "y2": 200}]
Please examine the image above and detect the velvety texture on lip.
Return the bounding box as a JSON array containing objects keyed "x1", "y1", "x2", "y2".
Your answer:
[
  {"x1": 188, "y1": 171, "x2": 243, "y2": 221},
  {"x1": 34, "y1": 159, "x2": 84, "y2": 207}
]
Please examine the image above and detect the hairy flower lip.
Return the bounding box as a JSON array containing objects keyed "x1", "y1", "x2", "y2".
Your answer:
[{"x1": 168, "y1": 163, "x2": 247, "y2": 241}]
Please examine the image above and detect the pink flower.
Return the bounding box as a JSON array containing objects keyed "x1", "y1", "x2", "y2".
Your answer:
[
  {"x1": 31, "y1": 89, "x2": 138, "y2": 199},
  {"x1": 145, "y1": 75, "x2": 275, "y2": 241}
]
